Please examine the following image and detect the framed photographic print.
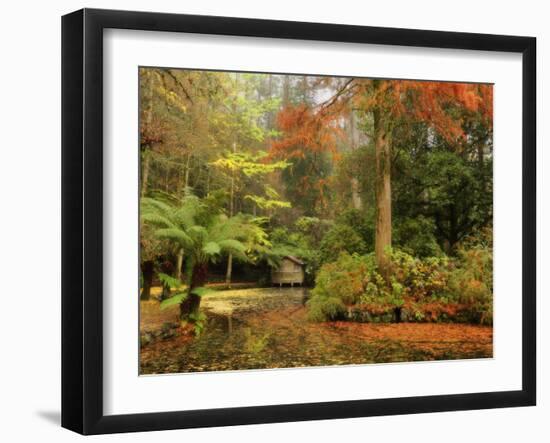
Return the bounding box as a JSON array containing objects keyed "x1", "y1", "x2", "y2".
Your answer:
[{"x1": 61, "y1": 8, "x2": 536, "y2": 435}]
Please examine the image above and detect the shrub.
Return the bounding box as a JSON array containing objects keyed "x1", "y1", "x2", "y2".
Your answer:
[
  {"x1": 336, "y1": 208, "x2": 375, "y2": 249},
  {"x1": 294, "y1": 216, "x2": 333, "y2": 245},
  {"x1": 307, "y1": 253, "x2": 371, "y2": 321},
  {"x1": 312, "y1": 253, "x2": 373, "y2": 304},
  {"x1": 393, "y1": 216, "x2": 443, "y2": 258},
  {"x1": 448, "y1": 238, "x2": 493, "y2": 325},
  {"x1": 308, "y1": 241, "x2": 492, "y2": 325},
  {"x1": 319, "y1": 224, "x2": 367, "y2": 264},
  {"x1": 385, "y1": 249, "x2": 450, "y2": 301},
  {"x1": 307, "y1": 296, "x2": 346, "y2": 322},
  {"x1": 308, "y1": 250, "x2": 451, "y2": 322}
]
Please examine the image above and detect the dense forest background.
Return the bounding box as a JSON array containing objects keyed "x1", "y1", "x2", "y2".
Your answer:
[{"x1": 139, "y1": 67, "x2": 493, "y2": 329}]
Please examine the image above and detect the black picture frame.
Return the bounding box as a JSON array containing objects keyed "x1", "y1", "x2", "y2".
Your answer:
[{"x1": 61, "y1": 8, "x2": 536, "y2": 435}]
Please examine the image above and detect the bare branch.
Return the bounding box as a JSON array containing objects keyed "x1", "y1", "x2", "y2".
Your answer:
[{"x1": 162, "y1": 69, "x2": 194, "y2": 104}]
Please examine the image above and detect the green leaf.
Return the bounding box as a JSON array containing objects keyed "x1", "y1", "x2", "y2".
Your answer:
[
  {"x1": 160, "y1": 292, "x2": 187, "y2": 310},
  {"x1": 188, "y1": 225, "x2": 208, "y2": 239},
  {"x1": 157, "y1": 272, "x2": 182, "y2": 289},
  {"x1": 203, "y1": 241, "x2": 221, "y2": 256},
  {"x1": 140, "y1": 213, "x2": 175, "y2": 229},
  {"x1": 218, "y1": 239, "x2": 246, "y2": 253},
  {"x1": 155, "y1": 228, "x2": 192, "y2": 247}
]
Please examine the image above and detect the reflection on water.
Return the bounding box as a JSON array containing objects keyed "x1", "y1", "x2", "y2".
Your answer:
[{"x1": 140, "y1": 286, "x2": 493, "y2": 374}]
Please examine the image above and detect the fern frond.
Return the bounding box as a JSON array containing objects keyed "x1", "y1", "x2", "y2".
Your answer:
[
  {"x1": 158, "y1": 272, "x2": 183, "y2": 289},
  {"x1": 140, "y1": 213, "x2": 175, "y2": 229},
  {"x1": 188, "y1": 225, "x2": 208, "y2": 240},
  {"x1": 202, "y1": 241, "x2": 221, "y2": 256},
  {"x1": 160, "y1": 292, "x2": 187, "y2": 310},
  {"x1": 218, "y1": 239, "x2": 248, "y2": 261},
  {"x1": 140, "y1": 197, "x2": 174, "y2": 218},
  {"x1": 155, "y1": 228, "x2": 193, "y2": 248}
]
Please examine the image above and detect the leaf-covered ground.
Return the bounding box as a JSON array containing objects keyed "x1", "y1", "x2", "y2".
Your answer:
[{"x1": 140, "y1": 287, "x2": 493, "y2": 374}]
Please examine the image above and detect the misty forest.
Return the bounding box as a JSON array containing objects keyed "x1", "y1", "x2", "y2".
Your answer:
[{"x1": 139, "y1": 68, "x2": 494, "y2": 374}]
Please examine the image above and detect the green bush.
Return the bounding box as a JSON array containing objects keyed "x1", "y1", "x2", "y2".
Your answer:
[
  {"x1": 447, "y1": 236, "x2": 493, "y2": 325},
  {"x1": 307, "y1": 252, "x2": 372, "y2": 321},
  {"x1": 307, "y1": 296, "x2": 346, "y2": 322},
  {"x1": 385, "y1": 249, "x2": 449, "y2": 300},
  {"x1": 336, "y1": 208, "x2": 374, "y2": 249},
  {"x1": 308, "y1": 233, "x2": 492, "y2": 325},
  {"x1": 308, "y1": 250, "x2": 451, "y2": 322},
  {"x1": 393, "y1": 216, "x2": 442, "y2": 258},
  {"x1": 294, "y1": 216, "x2": 333, "y2": 245},
  {"x1": 319, "y1": 224, "x2": 367, "y2": 264}
]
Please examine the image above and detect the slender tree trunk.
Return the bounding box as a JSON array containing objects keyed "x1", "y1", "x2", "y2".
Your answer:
[
  {"x1": 478, "y1": 143, "x2": 486, "y2": 193},
  {"x1": 141, "y1": 150, "x2": 151, "y2": 198},
  {"x1": 448, "y1": 204, "x2": 458, "y2": 254},
  {"x1": 266, "y1": 74, "x2": 275, "y2": 134},
  {"x1": 160, "y1": 283, "x2": 170, "y2": 301},
  {"x1": 180, "y1": 262, "x2": 208, "y2": 320},
  {"x1": 140, "y1": 70, "x2": 155, "y2": 198},
  {"x1": 140, "y1": 260, "x2": 154, "y2": 300},
  {"x1": 225, "y1": 254, "x2": 233, "y2": 288},
  {"x1": 283, "y1": 75, "x2": 290, "y2": 107},
  {"x1": 301, "y1": 76, "x2": 308, "y2": 103},
  {"x1": 175, "y1": 248, "x2": 184, "y2": 281},
  {"x1": 351, "y1": 178, "x2": 362, "y2": 210},
  {"x1": 184, "y1": 152, "x2": 192, "y2": 193},
  {"x1": 346, "y1": 106, "x2": 363, "y2": 210},
  {"x1": 225, "y1": 141, "x2": 237, "y2": 287},
  {"x1": 373, "y1": 103, "x2": 392, "y2": 275}
]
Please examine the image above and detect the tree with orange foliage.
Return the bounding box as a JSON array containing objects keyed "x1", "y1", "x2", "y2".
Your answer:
[{"x1": 272, "y1": 77, "x2": 493, "y2": 274}]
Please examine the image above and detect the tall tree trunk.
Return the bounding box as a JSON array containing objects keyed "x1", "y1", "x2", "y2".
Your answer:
[
  {"x1": 140, "y1": 260, "x2": 154, "y2": 300},
  {"x1": 301, "y1": 76, "x2": 308, "y2": 103},
  {"x1": 140, "y1": 70, "x2": 155, "y2": 198},
  {"x1": 175, "y1": 248, "x2": 184, "y2": 281},
  {"x1": 266, "y1": 74, "x2": 275, "y2": 135},
  {"x1": 351, "y1": 178, "x2": 362, "y2": 210},
  {"x1": 282, "y1": 75, "x2": 290, "y2": 107},
  {"x1": 180, "y1": 262, "x2": 208, "y2": 320},
  {"x1": 141, "y1": 150, "x2": 151, "y2": 198},
  {"x1": 160, "y1": 283, "x2": 170, "y2": 301},
  {"x1": 225, "y1": 254, "x2": 233, "y2": 288},
  {"x1": 478, "y1": 143, "x2": 486, "y2": 193},
  {"x1": 447, "y1": 204, "x2": 458, "y2": 254},
  {"x1": 184, "y1": 152, "x2": 192, "y2": 193},
  {"x1": 349, "y1": 108, "x2": 363, "y2": 210},
  {"x1": 225, "y1": 141, "x2": 237, "y2": 287},
  {"x1": 373, "y1": 104, "x2": 392, "y2": 275}
]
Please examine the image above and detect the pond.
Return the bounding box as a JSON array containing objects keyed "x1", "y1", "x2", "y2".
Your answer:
[{"x1": 140, "y1": 287, "x2": 493, "y2": 374}]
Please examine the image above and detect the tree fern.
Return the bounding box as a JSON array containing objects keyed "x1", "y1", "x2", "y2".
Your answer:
[
  {"x1": 202, "y1": 241, "x2": 221, "y2": 256},
  {"x1": 155, "y1": 228, "x2": 193, "y2": 248},
  {"x1": 157, "y1": 272, "x2": 182, "y2": 290},
  {"x1": 159, "y1": 292, "x2": 187, "y2": 310},
  {"x1": 141, "y1": 193, "x2": 270, "y2": 320},
  {"x1": 218, "y1": 239, "x2": 248, "y2": 261}
]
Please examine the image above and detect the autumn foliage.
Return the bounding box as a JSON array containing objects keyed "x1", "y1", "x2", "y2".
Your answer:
[
  {"x1": 138, "y1": 68, "x2": 494, "y2": 374},
  {"x1": 270, "y1": 104, "x2": 343, "y2": 160},
  {"x1": 271, "y1": 80, "x2": 493, "y2": 159}
]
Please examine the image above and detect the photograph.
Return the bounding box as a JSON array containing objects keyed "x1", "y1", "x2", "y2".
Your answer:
[
  {"x1": 0, "y1": 0, "x2": 544, "y2": 439},
  {"x1": 138, "y1": 67, "x2": 494, "y2": 375}
]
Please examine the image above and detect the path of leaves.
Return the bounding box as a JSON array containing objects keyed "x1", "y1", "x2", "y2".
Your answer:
[{"x1": 140, "y1": 287, "x2": 493, "y2": 374}]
